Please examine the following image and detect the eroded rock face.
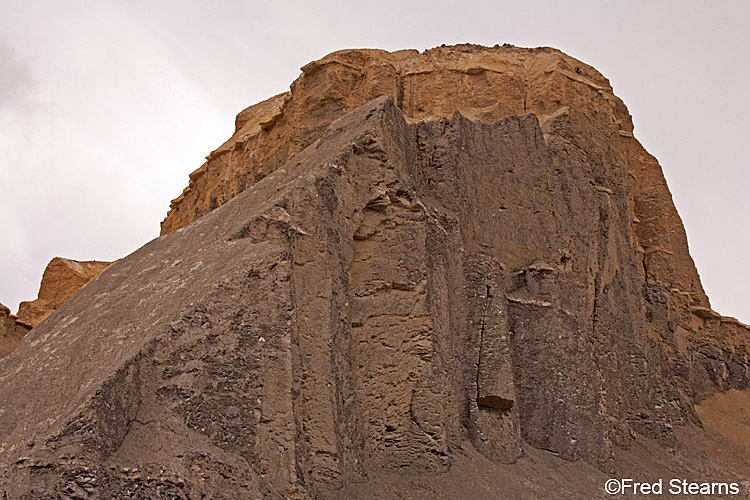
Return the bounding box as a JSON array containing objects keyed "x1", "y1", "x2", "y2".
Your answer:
[
  {"x1": 161, "y1": 44, "x2": 708, "y2": 320},
  {"x1": 162, "y1": 43, "x2": 750, "y2": 401},
  {"x1": 161, "y1": 44, "x2": 748, "y2": 399},
  {"x1": 0, "y1": 95, "x2": 747, "y2": 499},
  {"x1": 17, "y1": 257, "x2": 114, "y2": 327},
  {"x1": 0, "y1": 303, "x2": 31, "y2": 359}
]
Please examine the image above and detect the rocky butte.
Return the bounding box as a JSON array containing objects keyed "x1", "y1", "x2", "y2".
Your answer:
[
  {"x1": 0, "y1": 44, "x2": 748, "y2": 499},
  {"x1": 0, "y1": 258, "x2": 112, "y2": 360},
  {"x1": 17, "y1": 258, "x2": 114, "y2": 329}
]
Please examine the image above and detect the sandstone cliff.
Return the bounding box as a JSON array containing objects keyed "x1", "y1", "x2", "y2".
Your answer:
[
  {"x1": 0, "y1": 303, "x2": 31, "y2": 359},
  {"x1": 162, "y1": 43, "x2": 749, "y2": 403},
  {"x1": 162, "y1": 44, "x2": 709, "y2": 316},
  {"x1": 162, "y1": 44, "x2": 749, "y2": 395},
  {"x1": 17, "y1": 257, "x2": 114, "y2": 327},
  {"x1": 0, "y1": 46, "x2": 748, "y2": 499}
]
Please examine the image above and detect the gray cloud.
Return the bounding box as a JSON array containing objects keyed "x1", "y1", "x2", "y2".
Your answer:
[{"x1": 0, "y1": 38, "x2": 34, "y2": 111}]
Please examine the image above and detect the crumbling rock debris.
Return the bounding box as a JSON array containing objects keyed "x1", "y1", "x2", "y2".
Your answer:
[{"x1": 1, "y1": 46, "x2": 749, "y2": 499}]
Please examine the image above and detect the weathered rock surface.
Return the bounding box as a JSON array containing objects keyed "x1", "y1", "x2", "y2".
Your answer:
[
  {"x1": 17, "y1": 257, "x2": 114, "y2": 327},
  {"x1": 161, "y1": 44, "x2": 709, "y2": 318},
  {"x1": 0, "y1": 303, "x2": 31, "y2": 359},
  {"x1": 162, "y1": 44, "x2": 750, "y2": 401},
  {"x1": 1, "y1": 90, "x2": 748, "y2": 498}
]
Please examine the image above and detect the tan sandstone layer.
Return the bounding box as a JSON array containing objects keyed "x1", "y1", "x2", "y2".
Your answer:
[{"x1": 17, "y1": 257, "x2": 114, "y2": 327}]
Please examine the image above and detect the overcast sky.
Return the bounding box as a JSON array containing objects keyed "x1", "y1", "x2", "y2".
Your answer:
[{"x1": 1, "y1": 1, "x2": 748, "y2": 324}]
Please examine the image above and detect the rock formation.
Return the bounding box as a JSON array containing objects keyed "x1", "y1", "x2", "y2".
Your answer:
[
  {"x1": 162, "y1": 41, "x2": 750, "y2": 399},
  {"x1": 162, "y1": 44, "x2": 709, "y2": 315},
  {"x1": 0, "y1": 303, "x2": 31, "y2": 359},
  {"x1": 0, "y1": 45, "x2": 748, "y2": 499},
  {"x1": 17, "y1": 257, "x2": 114, "y2": 327}
]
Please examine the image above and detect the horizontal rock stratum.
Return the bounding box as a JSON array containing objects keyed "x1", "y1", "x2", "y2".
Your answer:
[{"x1": 1, "y1": 45, "x2": 749, "y2": 499}]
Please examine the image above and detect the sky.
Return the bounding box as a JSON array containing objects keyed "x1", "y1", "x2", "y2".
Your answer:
[{"x1": 0, "y1": 0, "x2": 748, "y2": 323}]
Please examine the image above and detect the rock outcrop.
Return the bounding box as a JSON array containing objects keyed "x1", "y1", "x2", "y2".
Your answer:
[
  {"x1": 161, "y1": 44, "x2": 709, "y2": 315},
  {"x1": 162, "y1": 42, "x2": 750, "y2": 399},
  {"x1": 162, "y1": 44, "x2": 748, "y2": 400},
  {"x1": 0, "y1": 303, "x2": 31, "y2": 359},
  {"x1": 0, "y1": 46, "x2": 748, "y2": 499},
  {"x1": 17, "y1": 257, "x2": 114, "y2": 327}
]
